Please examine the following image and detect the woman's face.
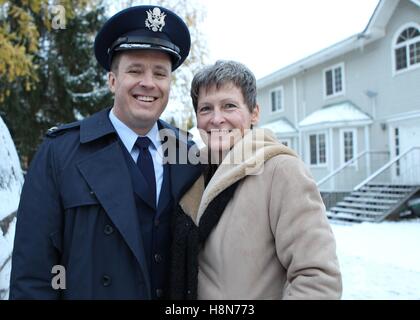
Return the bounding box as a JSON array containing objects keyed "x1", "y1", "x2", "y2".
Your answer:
[{"x1": 196, "y1": 82, "x2": 259, "y2": 156}]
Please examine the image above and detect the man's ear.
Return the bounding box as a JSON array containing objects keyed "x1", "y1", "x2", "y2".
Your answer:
[
  {"x1": 108, "y1": 71, "x2": 116, "y2": 93},
  {"x1": 251, "y1": 104, "x2": 260, "y2": 126}
]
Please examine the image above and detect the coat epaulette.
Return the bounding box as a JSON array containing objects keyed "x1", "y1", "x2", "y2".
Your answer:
[{"x1": 46, "y1": 121, "x2": 81, "y2": 138}]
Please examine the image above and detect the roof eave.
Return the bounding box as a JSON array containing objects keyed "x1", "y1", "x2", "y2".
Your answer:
[{"x1": 298, "y1": 119, "x2": 373, "y2": 131}]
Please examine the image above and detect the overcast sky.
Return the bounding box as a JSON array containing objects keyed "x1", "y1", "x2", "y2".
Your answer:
[{"x1": 198, "y1": 0, "x2": 380, "y2": 79}]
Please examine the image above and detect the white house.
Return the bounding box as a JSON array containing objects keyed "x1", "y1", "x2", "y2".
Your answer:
[{"x1": 257, "y1": 0, "x2": 420, "y2": 222}]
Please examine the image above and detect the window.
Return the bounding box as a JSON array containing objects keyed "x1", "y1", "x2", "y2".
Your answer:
[
  {"x1": 340, "y1": 129, "x2": 357, "y2": 165},
  {"x1": 324, "y1": 63, "x2": 344, "y2": 98},
  {"x1": 270, "y1": 87, "x2": 284, "y2": 112},
  {"x1": 394, "y1": 24, "x2": 420, "y2": 73},
  {"x1": 309, "y1": 133, "x2": 326, "y2": 165}
]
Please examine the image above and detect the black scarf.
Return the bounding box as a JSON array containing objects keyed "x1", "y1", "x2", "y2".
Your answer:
[{"x1": 169, "y1": 178, "x2": 240, "y2": 299}]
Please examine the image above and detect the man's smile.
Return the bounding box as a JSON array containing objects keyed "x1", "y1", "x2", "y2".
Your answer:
[{"x1": 132, "y1": 94, "x2": 158, "y2": 102}]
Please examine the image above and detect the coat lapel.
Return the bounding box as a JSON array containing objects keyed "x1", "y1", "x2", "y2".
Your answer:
[{"x1": 77, "y1": 130, "x2": 151, "y2": 296}]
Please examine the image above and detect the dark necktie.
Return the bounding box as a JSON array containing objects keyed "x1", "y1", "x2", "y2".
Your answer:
[{"x1": 135, "y1": 136, "x2": 156, "y2": 206}]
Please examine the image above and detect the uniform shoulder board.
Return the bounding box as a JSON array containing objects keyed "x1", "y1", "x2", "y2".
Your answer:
[{"x1": 46, "y1": 121, "x2": 81, "y2": 138}]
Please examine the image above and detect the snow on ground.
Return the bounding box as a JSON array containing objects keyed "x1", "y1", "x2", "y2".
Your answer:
[{"x1": 330, "y1": 219, "x2": 420, "y2": 299}]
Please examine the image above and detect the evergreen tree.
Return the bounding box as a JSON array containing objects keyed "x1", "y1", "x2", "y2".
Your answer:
[{"x1": 0, "y1": 1, "x2": 112, "y2": 167}]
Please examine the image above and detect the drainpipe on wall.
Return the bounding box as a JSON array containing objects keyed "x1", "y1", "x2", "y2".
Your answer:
[
  {"x1": 364, "y1": 126, "x2": 371, "y2": 176},
  {"x1": 329, "y1": 127, "x2": 334, "y2": 185},
  {"x1": 300, "y1": 101, "x2": 306, "y2": 158}
]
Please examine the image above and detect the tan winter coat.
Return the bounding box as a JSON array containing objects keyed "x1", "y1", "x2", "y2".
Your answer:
[{"x1": 179, "y1": 129, "x2": 342, "y2": 299}]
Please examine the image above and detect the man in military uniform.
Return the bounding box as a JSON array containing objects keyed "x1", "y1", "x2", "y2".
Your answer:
[{"x1": 9, "y1": 5, "x2": 201, "y2": 299}]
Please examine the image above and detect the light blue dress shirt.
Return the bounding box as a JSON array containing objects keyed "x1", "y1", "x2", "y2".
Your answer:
[{"x1": 109, "y1": 108, "x2": 163, "y2": 205}]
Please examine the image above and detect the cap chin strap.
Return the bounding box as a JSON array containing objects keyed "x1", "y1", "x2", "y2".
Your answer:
[
  {"x1": 108, "y1": 35, "x2": 181, "y2": 70},
  {"x1": 115, "y1": 43, "x2": 181, "y2": 62},
  {"x1": 109, "y1": 35, "x2": 180, "y2": 54}
]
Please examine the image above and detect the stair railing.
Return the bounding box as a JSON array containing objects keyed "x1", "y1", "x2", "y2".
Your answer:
[
  {"x1": 317, "y1": 150, "x2": 389, "y2": 190},
  {"x1": 354, "y1": 147, "x2": 420, "y2": 190},
  {"x1": 317, "y1": 150, "x2": 367, "y2": 187},
  {"x1": 317, "y1": 150, "x2": 389, "y2": 210}
]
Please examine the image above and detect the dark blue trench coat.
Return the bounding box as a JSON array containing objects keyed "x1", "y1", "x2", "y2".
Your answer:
[{"x1": 9, "y1": 108, "x2": 202, "y2": 299}]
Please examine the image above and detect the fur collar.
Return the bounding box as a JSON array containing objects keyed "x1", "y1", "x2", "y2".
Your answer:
[{"x1": 179, "y1": 129, "x2": 297, "y2": 223}]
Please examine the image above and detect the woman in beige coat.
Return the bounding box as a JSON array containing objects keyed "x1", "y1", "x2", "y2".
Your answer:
[{"x1": 169, "y1": 60, "x2": 342, "y2": 300}]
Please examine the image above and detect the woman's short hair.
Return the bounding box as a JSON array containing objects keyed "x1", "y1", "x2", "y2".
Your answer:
[{"x1": 190, "y1": 60, "x2": 257, "y2": 113}]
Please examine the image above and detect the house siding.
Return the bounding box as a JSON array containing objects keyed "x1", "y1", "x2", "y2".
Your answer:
[
  {"x1": 258, "y1": 81, "x2": 295, "y2": 127},
  {"x1": 257, "y1": 0, "x2": 419, "y2": 182}
]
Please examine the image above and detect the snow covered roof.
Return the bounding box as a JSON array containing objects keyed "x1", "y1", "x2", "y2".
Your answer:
[
  {"x1": 259, "y1": 118, "x2": 297, "y2": 135},
  {"x1": 299, "y1": 102, "x2": 372, "y2": 130}
]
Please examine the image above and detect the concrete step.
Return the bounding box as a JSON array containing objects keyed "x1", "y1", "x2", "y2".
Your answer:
[
  {"x1": 365, "y1": 183, "x2": 415, "y2": 188},
  {"x1": 343, "y1": 196, "x2": 399, "y2": 205},
  {"x1": 327, "y1": 184, "x2": 420, "y2": 223},
  {"x1": 330, "y1": 206, "x2": 387, "y2": 216},
  {"x1": 327, "y1": 211, "x2": 377, "y2": 222},
  {"x1": 360, "y1": 186, "x2": 413, "y2": 193},
  {"x1": 351, "y1": 191, "x2": 404, "y2": 199},
  {"x1": 336, "y1": 201, "x2": 390, "y2": 210}
]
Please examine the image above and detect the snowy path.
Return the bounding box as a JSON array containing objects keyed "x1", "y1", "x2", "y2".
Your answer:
[{"x1": 331, "y1": 219, "x2": 420, "y2": 299}]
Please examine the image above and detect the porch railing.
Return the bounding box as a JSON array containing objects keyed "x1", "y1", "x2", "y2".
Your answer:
[
  {"x1": 354, "y1": 147, "x2": 420, "y2": 190},
  {"x1": 317, "y1": 150, "x2": 390, "y2": 191},
  {"x1": 317, "y1": 150, "x2": 389, "y2": 209}
]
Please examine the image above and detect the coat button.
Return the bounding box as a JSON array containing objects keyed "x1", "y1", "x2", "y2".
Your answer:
[
  {"x1": 154, "y1": 219, "x2": 160, "y2": 227},
  {"x1": 154, "y1": 253, "x2": 162, "y2": 263},
  {"x1": 156, "y1": 289, "x2": 163, "y2": 298},
  {"x1": 104, "y1": 224, "x2": 114, "y2": 235},
  {"x1": 102, "y1": 275, "x2": 111, "y2": 287}
]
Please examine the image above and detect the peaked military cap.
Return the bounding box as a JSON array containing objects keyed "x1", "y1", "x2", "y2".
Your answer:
[{"x1": 94, "y1": 5, "x2": 190, "y2": 72}]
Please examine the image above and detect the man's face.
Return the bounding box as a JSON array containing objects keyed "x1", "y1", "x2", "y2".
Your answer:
[{"x1": 108, "y1": 50, "x2": 172, "y2": 135}]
